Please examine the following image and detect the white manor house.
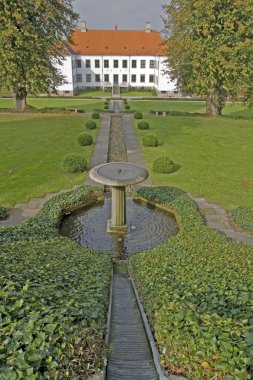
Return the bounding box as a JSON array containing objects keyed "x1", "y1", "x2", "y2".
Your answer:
[{"x1": 57, "y1": 22, "x2": 178, "y2": 96}]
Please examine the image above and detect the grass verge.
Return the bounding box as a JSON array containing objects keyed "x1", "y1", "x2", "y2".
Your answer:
[
  {"x1": 130, "y1": 186, "x2": 253, "y2": 380},
  {"x1": 0, "y1": 114, "x2": 99, "y2": 208},
  {"x1": 134, "y1": 114, "x2": 253, "y2": 209}
]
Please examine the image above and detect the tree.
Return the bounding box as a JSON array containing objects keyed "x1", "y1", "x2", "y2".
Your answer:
[
  {"x1": 163, "y1": 0, "x2": 253, "y2": 116},
  {"x1": 0, "y1": 0, "x2": 78, "y2": 111}
]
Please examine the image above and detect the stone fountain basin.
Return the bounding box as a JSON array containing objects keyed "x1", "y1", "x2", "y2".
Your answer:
[{"x1": 89, "y1": 162, "x2": 148, "y2": 187}]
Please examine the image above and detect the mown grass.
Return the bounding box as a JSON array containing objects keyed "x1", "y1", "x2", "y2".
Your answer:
[
  {"x1": 129, "y1": 100, "x2": 253, "y2": 118},
  {"x1": 134, "y1": 114, "x2": 253, "y2": 209},
  {"x1": 0, "y1": 98, "x2": 104, "y2": 111},
  {"x1": 77, "y1": 90, "x2": 111, "y2": 97},
  {"x1": 122, "y1": 90, "x2": 155, "y2": 97},
  {"x1": 0, "y1": 114, "x2": 98, "y2": 207}
]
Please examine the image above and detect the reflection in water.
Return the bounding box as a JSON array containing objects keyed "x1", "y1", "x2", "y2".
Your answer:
[{"x1": 60, "y1": 198, "x2": 178, "y2": 257}]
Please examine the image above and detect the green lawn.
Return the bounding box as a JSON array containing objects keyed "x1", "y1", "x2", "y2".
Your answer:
[
  {"x1": 122, "y1": 90, "x2": 155, "y2": 97},
  {"x1": 77, "y1": 90, "x2": 111, "y2": 97},
  {"x1": 129, "y1": 100, "x2": 253, "y2": 117},
  {"x1": 135, "y1": 114, "x2": 253, "y2": 209},
  {"x1": 0, "y1": 114, "x2": 98, "y2": 207},
  {"x1": 0, "y1": 97, "x2": 104, "y2": 111}
]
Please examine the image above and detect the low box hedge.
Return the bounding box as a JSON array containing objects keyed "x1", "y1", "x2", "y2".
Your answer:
[
  {"x1": 130, "y1": 186, "x2": 253, "y2": 380},
  {"x1": 0, "y1": 186, "x2": 111, "y2": 379}
]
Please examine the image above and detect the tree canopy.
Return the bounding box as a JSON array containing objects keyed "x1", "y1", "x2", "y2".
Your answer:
[
  {"x1": 163, "y1": 0, "x2": 253, "y2": 115},
  {"x1": 0, "y1": 0, "x2": 78, "y2": 110}
]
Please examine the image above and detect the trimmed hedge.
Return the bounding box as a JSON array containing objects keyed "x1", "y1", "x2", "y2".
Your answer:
[
  {"x1": 91, "y1": 112, "x2": 100, "y2": 119},
  {"x1": 85, "y1": 120, "x2": 97, "y2": 130},
  {"x1": 125, "y1": 104, "x2": 130, "y2": 110},
  {"x1": 0, "y1": 205, "x2": 8, "y2": 220},
  {"x1": 143, "y1": 133, "x2": 158, "y2": 147},
  {"x1": 138, "y1": 121, "x2": 150, "y2": 130},
  {"x1": 0, "y1": 186, "x2": 111, "y2": 379},
  {"x1": 231, "y1": 206, "x2": 253, "y2": 233},
  {"x1": 153, "y1": 156, "x2": 177, "y2": 174},
  {"x1": 131, "y1": 186, "x2": 253, "y2": 380},
  {"x1": 134, "y1": 111, "x2": 143, "y2": 119},
  {"x1": 78, "y1": 132, "x2": 93, "y2": 146},
  {"x1": 63, "y1": 153, "x2": 87, "y2": 173}
]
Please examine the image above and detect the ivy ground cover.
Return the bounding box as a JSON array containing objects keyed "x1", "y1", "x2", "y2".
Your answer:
[
  {"x1": 0, "y1": 114, "x2": 99, "y2": 208},
  {"x1": 133, "y1": 114, "x2": 253, "y2": 210},
  {"x1": 131, "y1": 187, "x2": 253, "y2": 379},
  {"x1": 0, "y1": 186, "x2": 111, "y2": 379}
]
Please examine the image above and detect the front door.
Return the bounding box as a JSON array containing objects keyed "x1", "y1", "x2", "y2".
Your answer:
[{"x1": 113, "y1": 74, "x2": 119, "y2": 84}]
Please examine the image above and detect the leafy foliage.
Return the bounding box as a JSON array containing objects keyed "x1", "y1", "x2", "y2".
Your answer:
[
  {"x1": 77, "y1": 132, "x2": 93, "y2": 146},
  {"x1": 91, "y1": 112, "x2": 100, "y2": 120},
  {"x1": 138, "y1": 121, "x2": 150, "y2": 130},
  {"x1": 163, "y1": 0, "x2": 253, "y2": 115},
  {"x1": 0, "y1": 186, "x2": 111, "y2": 379},
  {"x1": 153, "y1": 156, "x2": 177, "y2": 174},
  {"x1": 85, "y1": 120, "x2": 97, "y2": 130},
  {"x1": 0, "y1": 0, "x2": 78, "y2": 109},
  {"x1": 63, "y1": 153, "x2": 87, "y2": 173},
  {"x1": 0, "y1": 205, "x2": 8, "y2": 220},
  {"x1": 125, "y1": 104, "x2": 130, "y2": 110},
  {"x1": 131, "y1": 186, "x2": 253, "y2": 379},
  {"x1": 231, "y1": 207, "x2": 253, "y2": 233},
  {"x1": 134, "y1": 111, "x2": 143, "y2": 119},
  {"x1": 143, "y1": 133, "x2": 158, "y2": 147}
]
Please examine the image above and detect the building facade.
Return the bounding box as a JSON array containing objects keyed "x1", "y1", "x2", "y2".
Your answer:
[{"x1": 57, "y1": 22, "x2": 178, "y2": 96}]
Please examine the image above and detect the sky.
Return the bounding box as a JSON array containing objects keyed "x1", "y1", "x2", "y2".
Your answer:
[{"x1": 72, "y1": 0, "x2": 166, "y2": 32}]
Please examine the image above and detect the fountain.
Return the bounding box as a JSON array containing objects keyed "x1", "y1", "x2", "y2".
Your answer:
[{"x1": 89, "y1": 162, "x2": 149, "y2": 232}]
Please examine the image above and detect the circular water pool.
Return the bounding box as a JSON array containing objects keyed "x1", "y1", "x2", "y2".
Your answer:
[{"x1": 60, "y1": 198, "x2": 178, "y2": 257}]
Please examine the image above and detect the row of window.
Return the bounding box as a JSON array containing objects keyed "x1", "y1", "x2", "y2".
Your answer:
[
  {"x1": 74, "y1": 73, "x2": 156, "y2": 83},
  {"x1": 73, "y1": 59, "x2": 158, "y2": 69}
]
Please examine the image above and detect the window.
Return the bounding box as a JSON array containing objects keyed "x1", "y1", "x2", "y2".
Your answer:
[
  {"x1": 76, "y1": 59, "x2": 82, "y2": 68},
  {"x1": 104, "y1": 59, "x2": 109, "y2": 68},
  {"x1": 104, "y1": 74, "x2": 109, "y2": 82},
  {"x1": 95, "y1": 59, "x2": 100, "y2": 68},
  {"x1": 131, "y1": 60, "x2": 137, "y2": 68},
  {"x1": 131, "y1": 74, "x2": 136, "y2": 83},
  {"x1": 113, "y1": 60, "x2": 118, "y2": 68},
  {"x1": 140, "y1": 74, "x2": 145, "y2": 83},
  {"x1": 141, "y1": 60, "x2": 146, "y2": 68},
  {"x1": 95, "y1": 74, "x2": 100, "y2": 82},
  {"x1": 76, "y1": 74, "x2": 82, "y2": 83},
  {"x1": 149, "y1": 75, "x2": 154, "y2": 83},
  {"x1": 86, "y1": 74, "x2": 91, "y2": 82},
  {"x1": 122, "y1": 74, "x2": 127, "y2": 82},
  {"x1": 149, "y1": 60, "x2": 155, "y2": 69},
  {"x1": 122, "y1": 60, "x2": 127, "y2": 68},
  {"x1": 86, "y1": 60, "x2": 91, "y2": 68}
]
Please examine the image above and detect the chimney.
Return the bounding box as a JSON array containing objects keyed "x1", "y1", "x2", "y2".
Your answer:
[
  {"x1": 145, "y1": 21, "x2": 151, "y2": 33},
  {"x1": 80, "y1": 21, "x2": 87, "y2": 32}
]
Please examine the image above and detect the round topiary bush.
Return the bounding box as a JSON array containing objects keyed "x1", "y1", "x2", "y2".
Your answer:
[
  {"x1": 134, "y1": 111, "x2": 143, "y2": 119},
  {"x1": 91, "y1": 112, "x2": 100, "y2": 119},
  {"x1": 104, "y1": 101, "x2": 109, "y2": 106},
  {"x1": 63, "y1": 153, "x2": 87, "y2": 173},
  {"x1": 85, "y1": 120, "x2": 97, "y2": 130},
  {"x1": 138, "y1": 121, "x2": 150, "y2": 130},
  {"x1": 153, "y1": 156, "x2": 177, "y2": 173},
  {"x1": 77, "y1": 132, "x2": 93, "y2": 146},
  {"x1": 125, "y1": 104, "x2": 130, "y2": 110},
  {"x1": 104, "y1": 105, "x2": 109, "y2": 109},
  {"x1": 0, "y1": 205, "x2": 8, "y2": 220},
  {"x1": 143, "y1": 133, "x2": 158, "y2": 147}
]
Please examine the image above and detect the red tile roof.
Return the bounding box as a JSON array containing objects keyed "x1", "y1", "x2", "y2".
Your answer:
[{"x1": 67, "y1": 29, "x2": 166, "y2": 56}]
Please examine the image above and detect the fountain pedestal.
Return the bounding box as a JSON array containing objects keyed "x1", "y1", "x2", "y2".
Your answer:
[{"x1": 89, "y1": 162, "x2": 149, "y2": 233}]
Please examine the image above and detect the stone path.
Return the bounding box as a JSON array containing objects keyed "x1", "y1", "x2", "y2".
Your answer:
[
  {"x1": 193, "y1": 197, "x2": 253, "y2": 246},
  {"x1": 0, "y1": 185, "x2": 79, "y2": 227}
]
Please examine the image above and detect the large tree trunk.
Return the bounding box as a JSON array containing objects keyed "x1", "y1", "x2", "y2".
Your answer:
[
  {"x1": 13, "y1": 87, "x2": 27, "y2": 111},
  {"x1": 206, "y1": 88, "x2": 224, "y2": 116}
]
